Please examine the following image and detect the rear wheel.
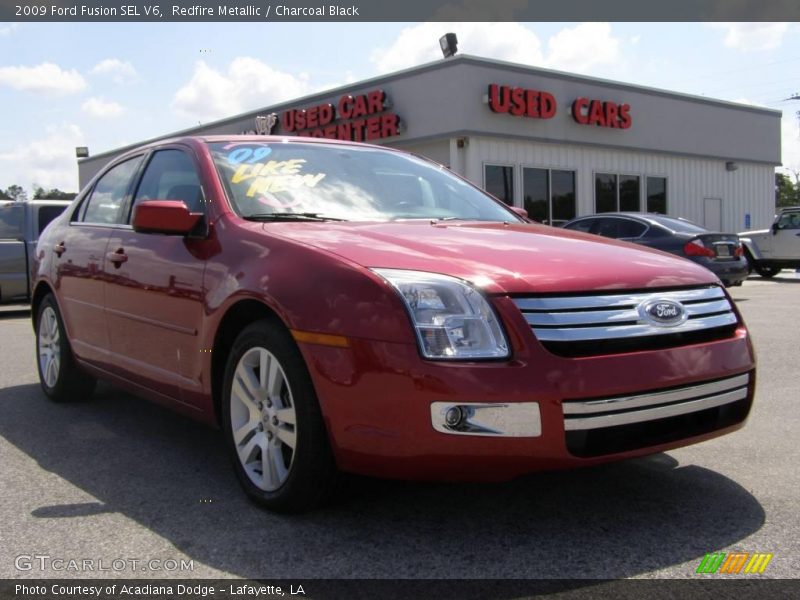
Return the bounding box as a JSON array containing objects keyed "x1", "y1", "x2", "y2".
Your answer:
[
  {"x1": 753, "y1": 264, "x2": 781, "y2": 278},
  {"x1": 221, "y1": 319, "x2": 339, "y2": 513},
  {"x1": 36, "y1": 294, "x2": 96, "y2": 402}
]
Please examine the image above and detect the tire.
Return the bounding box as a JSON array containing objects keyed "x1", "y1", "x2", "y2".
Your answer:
[
  {"x1": 35, "y1": 294, "x2": 96, "y2": 402},
  {"x1": 753, "y1": 264, "x2": 781, "y2": 278},
  {"x1": 221, "y1": 319, "x2": 339, "y2": 513}
]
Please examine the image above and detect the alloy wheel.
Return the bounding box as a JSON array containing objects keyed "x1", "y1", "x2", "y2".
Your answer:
[
  {"x1": 38, "y1": 306, "x2": 61, "y2": 388},
  {"x1": 229, "y1": 347, "x2": 297, "y2": 491}
]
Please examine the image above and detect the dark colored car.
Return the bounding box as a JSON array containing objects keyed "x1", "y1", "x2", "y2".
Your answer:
[
  {"x1": 32, "y1": 137, "x2": 755, "y2": 512},
  {"x1": 563, "y1": 213, "x2": 749, "y2": 286}
]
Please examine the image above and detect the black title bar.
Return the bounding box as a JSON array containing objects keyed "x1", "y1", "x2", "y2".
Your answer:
[{"x1": 2, "y1": 0, "x2": 800, "y2": 22}]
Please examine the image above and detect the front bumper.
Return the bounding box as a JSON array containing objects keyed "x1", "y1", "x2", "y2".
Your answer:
[{"x1": 296, "y1": 302, "x2": 756, "y2": 481}]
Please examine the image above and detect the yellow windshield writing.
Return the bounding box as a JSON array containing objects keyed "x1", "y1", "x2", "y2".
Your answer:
[{"x1": 230, "y1": 159, "x2": 327, "y2": 197}]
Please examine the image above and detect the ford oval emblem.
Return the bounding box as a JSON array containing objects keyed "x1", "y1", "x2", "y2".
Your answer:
[{"x1": 639, "y1": 299, "x2": 688, "y2": 327}]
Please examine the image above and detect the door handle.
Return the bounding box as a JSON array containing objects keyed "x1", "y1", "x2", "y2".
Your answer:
[
  {"x1": 53, "y1": 242, "x2": 66, "y2": 257},
  {"x1": 107, "y1": 249, "x2": 128, "y2": 267}
]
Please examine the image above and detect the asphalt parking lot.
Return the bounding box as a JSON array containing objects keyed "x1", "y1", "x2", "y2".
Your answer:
[{"x1": 0, "y1": 273, "x2": 798, "y2": 582}]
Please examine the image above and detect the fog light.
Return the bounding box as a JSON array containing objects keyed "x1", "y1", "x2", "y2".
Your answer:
[
  {"x1": 444, "y1": 406, "x2": 464, "y2": 428},
  {"x1": 431, "y1": 402, "x2": 542, "y2": 437}
]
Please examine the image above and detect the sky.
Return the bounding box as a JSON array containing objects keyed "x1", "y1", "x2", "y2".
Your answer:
[{"x1": 0, "y1": 21, "x2": 799, "y2": 193}]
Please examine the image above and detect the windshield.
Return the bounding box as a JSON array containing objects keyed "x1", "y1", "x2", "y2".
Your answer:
[{"x1": 208, "y1": 141, "x2": 520, "y2": 222}]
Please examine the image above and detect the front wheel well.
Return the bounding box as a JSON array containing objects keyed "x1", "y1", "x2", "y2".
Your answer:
[{"x1": 210, "y1": 299, "x2": 288, "y2": 425}]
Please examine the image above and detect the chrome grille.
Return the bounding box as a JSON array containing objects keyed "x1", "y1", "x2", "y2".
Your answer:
[
  {"x1": 563, "y1": 373, "x2": 750, "y2": 431},
  {"x1": 513, "y1": 286, "x2": 737, "y2": 344},
  {"x1": 563, "y1": 372, "x2": 753, "y2": 457}
]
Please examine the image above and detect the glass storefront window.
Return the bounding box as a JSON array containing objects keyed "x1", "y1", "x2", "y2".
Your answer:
[
  {"x1": 595, "y1": 173, "x2": 617, "y2": 213},
  {"x1": 619, "y1": 175, "x2": 640, "y2": 211},
  {"x1": 524, "y1": 168, "x2": 576, "y2": 225},
  {"x1": 647, "y1": 177, "x2": 667, "y2": 213},
  {"x1": 484, "y1": 165, "x2": 515, "y2": 205},
  {"x1": 596, "y1": 173, "x2": 640, "y2": 212}
]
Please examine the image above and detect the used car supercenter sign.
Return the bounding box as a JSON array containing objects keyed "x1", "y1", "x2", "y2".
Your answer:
[
  {"x1": 280, "y1": 89, "x2": 402, "y2": 142},
  {"x1": 488, "y1": 83, "x2": 633, "y2": 129}
]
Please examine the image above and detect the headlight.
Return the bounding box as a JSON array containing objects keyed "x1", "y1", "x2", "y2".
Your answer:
[{"x1": 372, "y1": 269, "x2": 510, "y2": 360}]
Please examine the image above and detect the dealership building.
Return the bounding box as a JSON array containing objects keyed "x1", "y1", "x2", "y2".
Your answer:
[{"x1": 78, "y1": 54, "x2": 782, "y2": 231}]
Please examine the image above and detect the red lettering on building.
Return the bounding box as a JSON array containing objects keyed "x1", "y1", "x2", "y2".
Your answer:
[
  {"x1": 277, "y1": 89, "x2": 400, "y2": 142},
  {"x1": 571, "y1": 97, "x2": 632, "y2": 129},
  {"x1": 488, "y1": 84, "x2": 557, "y2": 120}
]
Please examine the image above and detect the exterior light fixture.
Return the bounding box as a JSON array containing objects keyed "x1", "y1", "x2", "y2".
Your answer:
[
  {"x1": 439, "y1": 33, "x2": 458, "y2": 59},
  {"x1": 75, "y1": 147, "x2": 89, "y2": 158},
  {"x1": 726, "y1": 161, "x2": 739, "y2": 172}
]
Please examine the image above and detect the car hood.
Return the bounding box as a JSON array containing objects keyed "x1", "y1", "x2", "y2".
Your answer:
[
  {"x1": 738, "y1": 228, "x2": 770, "y2": 238},
  {"x1": 266, "y1": 220, "x2": 719, "y2": 294}
]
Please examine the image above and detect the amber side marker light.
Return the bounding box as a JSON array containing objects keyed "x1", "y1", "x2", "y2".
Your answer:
[{"x1": 291, "y1": 330, "x2": 350, "y2": 348}]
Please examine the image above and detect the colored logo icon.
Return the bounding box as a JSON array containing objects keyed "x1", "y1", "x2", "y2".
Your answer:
[{"x1": 696, "y1": 552, "x2": 773, "y2": 574}]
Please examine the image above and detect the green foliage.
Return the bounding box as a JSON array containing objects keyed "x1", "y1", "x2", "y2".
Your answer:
[
  {"x1": 776, "y1": 171, "x2": 800, "y2": 208},
  {"x1": 32, "y1": 187, "x2": 77, "y2": 200},
  {"x1": 3, "y1": 184, "x2": 27, "y2": 202}
]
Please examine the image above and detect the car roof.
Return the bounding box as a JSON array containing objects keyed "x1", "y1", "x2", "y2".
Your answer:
[{"x1": 129, "y1": 134, "x2": 392, "y2": 155}]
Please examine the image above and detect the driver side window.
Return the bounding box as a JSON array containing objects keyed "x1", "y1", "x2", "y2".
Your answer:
[
  {"x1": 777, "y1": 212, "x2": 800, "y2": 230},
  {"x1": 130, "y1": 149, "x2": 204, "y2": 221}
]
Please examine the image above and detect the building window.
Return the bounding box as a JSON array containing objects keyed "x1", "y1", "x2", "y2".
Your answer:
[
  {"x1": 595, "y1": 173, "x2": 641, "y2": 213},
  {"x1": 523, "y1": 168, "x2": 576, "y2": 225},
  {"x1": 646, "y1": 176, "x2": 667, "y2": 213},
  {"x1": 484, "y1": 164, "x2": 514, "y2": 205},
  {"x1": 595, "y1": 173, "x2": 617, "y2": 213}
]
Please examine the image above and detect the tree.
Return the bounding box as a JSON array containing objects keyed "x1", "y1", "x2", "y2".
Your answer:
[
  {"x1": 0, "y1": 189, "x2": 10, "y2": 200},
  {"x1": 776, "y1": 171, "x2": 800, "y2": 208},
  {"x1": 32, "y1": 187, "x2": 77, "y2": 200},
  {"x1": 3, "y1": 184, "x2": 27, "y2": 202}
]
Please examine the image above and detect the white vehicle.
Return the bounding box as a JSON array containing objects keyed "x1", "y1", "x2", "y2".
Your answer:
[{"x1": 740, "y1": 207, "x2": 800, "y2": 278}]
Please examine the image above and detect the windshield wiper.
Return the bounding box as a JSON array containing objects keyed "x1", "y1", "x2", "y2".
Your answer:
[{"x1": 242, "y1": 212, "x2": 347, "y2": 222}]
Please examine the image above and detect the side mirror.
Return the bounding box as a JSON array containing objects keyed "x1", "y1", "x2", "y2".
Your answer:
[
  {"x1": 509, "y1": 206, "x2": 530, "y2": 222},
  {"x1": 133, "y1": 200, "x2": 202, "y2": 235},
  {"x1": 772, "y1": 222, "x2": 779, "y2": 234}
]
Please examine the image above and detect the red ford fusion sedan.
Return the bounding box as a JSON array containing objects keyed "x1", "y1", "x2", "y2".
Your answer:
[{"x1": 32, "y1": 136, "x2": 755, "y2": 512}]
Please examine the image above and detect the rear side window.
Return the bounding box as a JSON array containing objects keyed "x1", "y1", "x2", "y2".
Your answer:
[
  {"x1": 82, "y1": 156, "x2": 144, "y2": 224},
  {"x1": 37, "y1": 205, "x2": 67, "y2": 236},
  {"x1": 131, "y1": 149, "x2": 204, "y2": 218},
  {"x1": 591, "y1": 218, "x2": 647, "y2": 239},
  {"x1": 0, "y1": 204, "x2": 24, "y2": 239},
  {"x1": 564, "y1": 218, "x2": 596, "y2": 233}
]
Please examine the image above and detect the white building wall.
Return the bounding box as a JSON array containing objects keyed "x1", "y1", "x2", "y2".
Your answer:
[{"x1": 452, "y1": 136, "x2": 775, "y2": 232}]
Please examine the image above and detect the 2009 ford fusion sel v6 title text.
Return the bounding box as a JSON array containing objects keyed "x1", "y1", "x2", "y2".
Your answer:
[{"x1": 32, "y1": 136, "x2": 755, "y2": 512}]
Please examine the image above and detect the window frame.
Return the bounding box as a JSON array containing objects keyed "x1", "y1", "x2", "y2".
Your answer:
[
  {"x1": 125, "y1": 145, "x2": 208, "y2": 226},
  {"x1": 593, "y1": 171, "x2": 643, "y2": 213},
  {"x1": 521, "y1": 164, "x2": 577, "y2": 225},
  {"x1": 645, "y1": 175, "x2": 669, "y2": 214},
  {"x1": 483, "y1": 162, "x2": 516, "y2": 206},
  {"x1": 74, "y1": 154, "x2": 146, "y2": 228}
]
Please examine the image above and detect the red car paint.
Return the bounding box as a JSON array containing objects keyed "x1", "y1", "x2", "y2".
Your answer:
[{"x1": 33, "y1": 136, "x2": 755, "y2": 481}]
